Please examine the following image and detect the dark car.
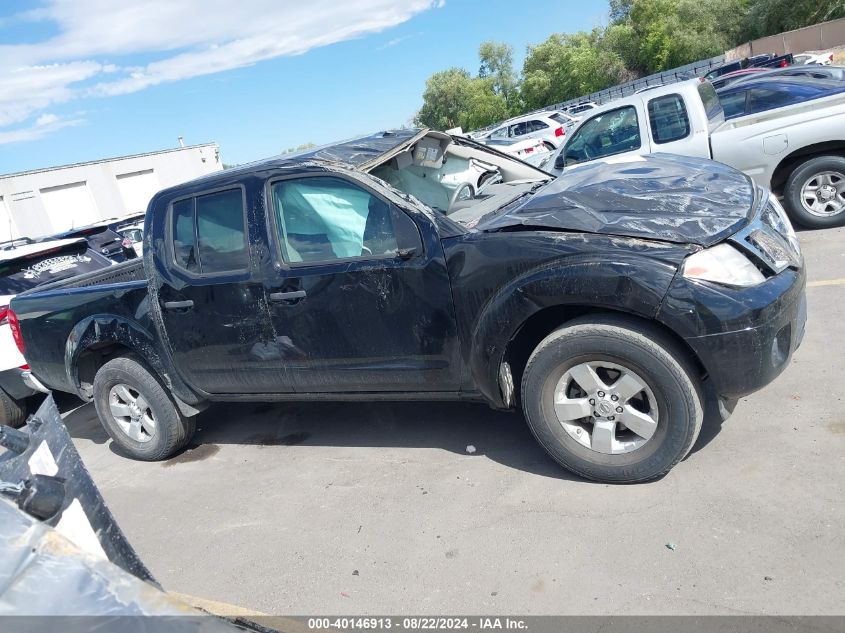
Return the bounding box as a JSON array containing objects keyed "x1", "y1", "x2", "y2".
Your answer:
[
  {"x1": 9, "y1": 129, "x2": 806, "y2": 483},
  {"x1": 48, "y1": 224, "x2": 140, "y2": 263},
  {"x1": 717, "y1": 77, "x2": 845, "y2": 119},
  {"x1": 703, "y1": 53, "x2": 794, "y2": 81},
  {"x1": 709, "y1": 67, "x2": 770, "y2": 90}
]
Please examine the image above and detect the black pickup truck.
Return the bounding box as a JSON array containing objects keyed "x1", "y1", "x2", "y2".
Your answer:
[{"x1": 9, "y1": 130, "x2": 807, "y2": 483}]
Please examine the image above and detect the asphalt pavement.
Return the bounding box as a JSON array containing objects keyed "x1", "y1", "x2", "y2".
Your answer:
[{"x1": 60, "y1": 225, "x2": 845, "y2": 616}]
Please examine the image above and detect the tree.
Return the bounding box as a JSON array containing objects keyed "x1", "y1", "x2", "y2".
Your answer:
[
  {"x1": 478, "y1": 41, "x2": 519, "y2": 111},
  {"x1": 742, "y1": 0, "x2": 845, "y2": 39},
  {"x1": 415, "y1": 68, "x2": 475, "y2": 130},
  {"x1": 521, "y1": 32, "x2": 628, "y2": 109}
]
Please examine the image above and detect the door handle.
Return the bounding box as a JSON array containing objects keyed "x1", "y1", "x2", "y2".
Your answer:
[
  {"x1": 163, "y1": 300, "x2": 194, "y2": 310},
  {"x1": 269, "y1": 290, "x2": 306, "y2": 302}
]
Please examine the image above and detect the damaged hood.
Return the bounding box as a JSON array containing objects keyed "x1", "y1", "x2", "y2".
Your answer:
[{"x1": 479, "y1": 154, "x2": 755, "y2": 247}]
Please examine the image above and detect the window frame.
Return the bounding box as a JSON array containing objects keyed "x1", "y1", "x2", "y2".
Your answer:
[
  {"x1": 646, "y1": 93, "x2": 691, "y2": 145},
  {"x1": 562, "y1": 105, "x2": 643, "y2": 166},
  {"x1": 167, "y1": 183, "x2": 250, "y2": 280},
  {"x1": 264, "y1": 172, "x2": 424, "y2": 271}
]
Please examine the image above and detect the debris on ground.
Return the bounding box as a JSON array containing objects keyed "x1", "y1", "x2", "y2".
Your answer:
[
  {"x1": 764, "y1": 575, "x2": 774, "y2": 581},
  {"x1": 666, "y1": 542, "x2": 677, "y2": 551},
  {"x1": 352, "y1": 570, "x2": 359, "y2": 576},
  {"x1": 466, "y1": 445, "x2": 477, "y2": 454}
]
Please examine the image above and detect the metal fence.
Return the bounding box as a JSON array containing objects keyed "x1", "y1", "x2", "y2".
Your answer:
[
  {"x1": 473, "y1": 55, "x2": 725, "y2": 134},
  {"x1": 549, "y1": 55, "x2": 725, "y2": 110}
]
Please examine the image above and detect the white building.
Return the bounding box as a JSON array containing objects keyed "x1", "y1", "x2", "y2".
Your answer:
[{"x1": 0, "y1": 143, "x2": 222, "y2": 241}]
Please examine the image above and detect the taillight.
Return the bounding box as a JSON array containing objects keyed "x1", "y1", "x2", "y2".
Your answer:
[
  {"x1": 779, "y1": 59, "x2": 788, "y2": 67},
  {"x1": 524, "y1": 146, "x2": 534, "y2": 154},
  {"x1": 554, "y1": 126, "x2": 564, "y2": 137},
  {"x1": 0, "y1": 305, "x2": 7, "y2": 326},
  {"x1": 8, "y1": 309, "x2": 25, "y2": 355}
]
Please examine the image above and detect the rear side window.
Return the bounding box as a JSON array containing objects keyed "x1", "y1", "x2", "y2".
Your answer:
[
  {"x1": 171, "y1": 188, "x2": 247, "y2": 275},
  {"x1": 647, "y1": 94, "x2": 690, "y2": 144},
  {"x1": 172, "y1": 198, "x2": 198, "y2": 272}
]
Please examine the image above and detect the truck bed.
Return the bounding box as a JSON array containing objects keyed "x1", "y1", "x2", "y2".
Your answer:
[{"x1": 16, "y1": 258, "x2": 145, "y2": 297}]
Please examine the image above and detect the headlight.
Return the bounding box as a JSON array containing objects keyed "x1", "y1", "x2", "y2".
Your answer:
[
  {"x1": 682, "y1": 243, "x2": 766, "y2": 287},
  {"x1": 745, "y1": 228, "x2": 791, "y2": 272},
  {"x1": 763, "y1": 194, "x2": 802, "y2": 259}
]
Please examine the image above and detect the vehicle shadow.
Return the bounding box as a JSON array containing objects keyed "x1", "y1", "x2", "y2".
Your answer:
[{"x1": 57, "y1": 388, "x2": 727, "y2": 483}]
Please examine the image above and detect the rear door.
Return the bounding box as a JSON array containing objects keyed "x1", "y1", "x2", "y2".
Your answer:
[
  {"x1": 157, "y1": 185, "x2": 292, "y2": 394},
  {"x1": 262, "y1": 173, "x2": 462, "y2": 394}
]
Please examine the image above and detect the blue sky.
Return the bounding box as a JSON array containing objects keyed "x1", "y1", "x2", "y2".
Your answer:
[{"x1": 0, "y1": 0, "x2": 610, "y2": 174}]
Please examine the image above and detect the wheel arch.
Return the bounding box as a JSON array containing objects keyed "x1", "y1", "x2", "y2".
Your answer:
[
  {"x1": 503, "y1": 307, "x2": 706, "y2": 407},
  {"x1": 769, "y1": 140, "x2": 845, "y2": 195},
  {"x1": 467, "y1": 256, "x2": 689, "y2": 408},
  {"x1": 67, "y1": 315, "x2": 204, "y2": 413}
]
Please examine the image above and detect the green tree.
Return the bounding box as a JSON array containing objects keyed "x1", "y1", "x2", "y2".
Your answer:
[
  {"x1": 478, "y1": 40, "x2": 519, "y2": 111},
  {"x1": 521, "y1": 32, "x2": 628, "y2": 109},
  {"x1": 742, "y1": 0, "x2": 845, "y2": 39}
]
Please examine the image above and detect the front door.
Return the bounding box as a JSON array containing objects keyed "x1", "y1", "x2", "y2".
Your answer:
[
  {"x1": 157, "y1": 185, "x2": 292, "y2": 394},
  {"x1": 263, "y1": 174, "x2": 462, "y2": 394}
]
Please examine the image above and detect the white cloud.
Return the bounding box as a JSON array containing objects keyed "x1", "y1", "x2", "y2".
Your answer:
[
  {"x1": 0, "y1": 0, "x2": 443, "y2": 143},
  {"x1": 0, "y1": 113, "x2": 84, "y2": 145}
]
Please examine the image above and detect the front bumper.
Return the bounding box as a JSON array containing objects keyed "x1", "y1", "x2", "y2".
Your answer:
[{"x1": 657, "y1": 265, "x2": 807, "y2": 399}]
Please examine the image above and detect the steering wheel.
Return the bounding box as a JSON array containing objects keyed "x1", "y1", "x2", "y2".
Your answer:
[{"x1": 447, "y1": 183, "x2": 474, "y2": 214}]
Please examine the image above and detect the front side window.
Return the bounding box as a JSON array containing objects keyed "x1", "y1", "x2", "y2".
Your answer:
[
  {"x1": 562, "y1": 106, "x2": 641, "y2": 165},
  {"x1": 171, "y1": 188, "x2": 247, "y2": 274},
  {"x1": 647, "y1": 94, "x2": 691, "y2": 144},
  {"x1": 271, "y1": 177, "x2": 420, "y2": 265}
]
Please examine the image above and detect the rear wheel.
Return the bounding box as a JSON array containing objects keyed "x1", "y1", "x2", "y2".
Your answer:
[
  {"x1": 783, "y1": 155, "x2": 845, "y2": 229},
  {"x1": 93, "y1": 356, "x2": 195, "y2": 461},
  {"x1": 521, "y1": 317, "x2": 703, "y2": 483},
  {"x1": 0, "y1": 387, "x2": 28, "y2": 427}
]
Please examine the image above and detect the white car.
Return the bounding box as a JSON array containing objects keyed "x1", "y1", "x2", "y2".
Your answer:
[
  {"x1": 485, "y1": 111, "x2": 571, "y2": 150},
  {"x1": 483, "y1": 136, "x2": 551, "y2": 165},
  {"x1": 794, "y1": 52, "x2": 834, "y2": 66},
  {"x1": 564, "y1": 102, "x2": 598, "y2": 115},
  {"x1": 0, "y1": 238, "x2": 113, "y2": 425},
  {"x1": 119, "y1": 223, "x2": 144, "y2": 257}
]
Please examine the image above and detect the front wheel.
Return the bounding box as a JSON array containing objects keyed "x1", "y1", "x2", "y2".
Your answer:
[
  {"x1": 521, "y1": 317, "x2": 703, "y2": 483},
  {"x1": 783, "y1": 155, "x2": 845, "y2": 229},
  {"x1": 93, "y1": 356, "x2": 196, "y2": 461}
]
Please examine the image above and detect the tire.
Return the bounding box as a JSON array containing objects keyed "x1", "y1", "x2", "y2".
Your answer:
[
  {"x1": 521, "y1": 316, "x2": 703, "y2": 483},
  {"x1": 92, "y1": 356, "x2": 196, "y2": 461},
  {"x1": 783, "y1": 155, "x2": 845, "y2": 229},
  {"x1": 0, "y1": 388, "x2": 28, "y2": 427}
]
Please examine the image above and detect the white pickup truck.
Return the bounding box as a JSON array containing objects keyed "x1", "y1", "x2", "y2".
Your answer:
[{"x1": 551, "y1": 79, "x2": 845, "y2": 228}]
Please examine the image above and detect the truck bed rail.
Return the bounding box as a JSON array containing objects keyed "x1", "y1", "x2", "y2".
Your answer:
[{"x1": 17, "y1": 258, "x2": 145, "y2": 296}]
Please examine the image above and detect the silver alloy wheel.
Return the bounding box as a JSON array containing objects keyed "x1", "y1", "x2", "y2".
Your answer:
[
  {"x1": 108, "y1": 383, "x2": 156, "y2": 443},
  {"x1": 801, "y1": 171, "x2": 845, "y2": 217},
  {"x1": 552, "y1": 361, "x2": 659, "y2": 455}
]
